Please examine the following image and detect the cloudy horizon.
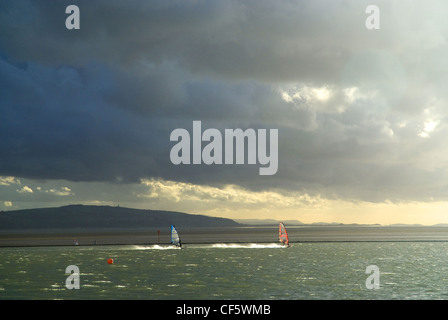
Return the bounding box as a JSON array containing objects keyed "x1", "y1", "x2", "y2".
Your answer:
[{"x1": 2, "y1": 0, "x2": 448, "y2": 225}]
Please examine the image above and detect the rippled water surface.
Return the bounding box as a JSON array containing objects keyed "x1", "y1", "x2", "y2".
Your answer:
[{"x1": 2, "y1": 242, "x2": 448, "y2": 299}]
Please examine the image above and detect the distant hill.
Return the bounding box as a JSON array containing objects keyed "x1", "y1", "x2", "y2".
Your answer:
[{"x1": 0, "y1": 205, "x2": 240, "y2": 230}]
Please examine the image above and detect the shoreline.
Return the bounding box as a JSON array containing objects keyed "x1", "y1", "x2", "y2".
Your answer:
[{"x1": 3, "y1": 225, "x2": 448, "y2": 247}]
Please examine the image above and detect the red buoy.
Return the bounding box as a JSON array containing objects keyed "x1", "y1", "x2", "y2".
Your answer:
[{"x1": 107, "y1": 258, "x2": 114, "y2": 264}]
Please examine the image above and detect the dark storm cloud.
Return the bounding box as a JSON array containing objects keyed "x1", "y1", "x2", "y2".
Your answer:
[
  {"x1": 2, "y1": 0, "x2": 448, "y2": 204},
  {"x1": 0, "y1": 57, "x2": 165, "y2": 182},
  {"x1": 0, "y1": 0, "x2": 365, "y2": 80},
  {"x1": 0, "y1": 52, "x2": 283, "y2": 184}
]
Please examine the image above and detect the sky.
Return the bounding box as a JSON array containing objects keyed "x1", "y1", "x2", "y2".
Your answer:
[{"x1": 1, "y1": 0, "x2": 448, "y2": 225}]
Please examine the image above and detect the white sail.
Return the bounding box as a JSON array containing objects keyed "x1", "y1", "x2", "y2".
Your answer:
[{"x1": 170, "y1": 225, "x2": 181, "y2": 247}]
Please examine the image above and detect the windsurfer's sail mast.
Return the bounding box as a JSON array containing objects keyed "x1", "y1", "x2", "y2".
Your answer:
[
  {"x1": 278, "y1": 222, "x2": 289, "y2": 246},
  {"x1": 170, "y1": 225, "x2": 181, "y2": 247}
]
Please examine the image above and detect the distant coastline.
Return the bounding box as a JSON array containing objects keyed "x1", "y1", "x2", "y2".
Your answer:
[
  {"x1": 3, "y1": 205, "x2": 448, "y2": 248},
  {"x1": 2, "y1": 204, "x2": 446, "y2": 230}
]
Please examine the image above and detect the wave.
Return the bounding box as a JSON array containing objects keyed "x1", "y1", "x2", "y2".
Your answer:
[
  {"x1": 131, "y1": 245, "x2": 181, "y2": 250},
  {"x1": 209, "y1": 243, "x2": 285, "y2": 249},
  {"x1": 131, "y1": 243, "x2": 287, "y2": 250}
]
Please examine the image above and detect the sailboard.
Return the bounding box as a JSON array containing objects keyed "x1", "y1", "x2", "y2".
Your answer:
[
  {"x1": 170, "y1": 225, "x2": 182, "y2": 248},
  {"x1": 278, "y1": 222, "x2": 290, "y2": 247}
]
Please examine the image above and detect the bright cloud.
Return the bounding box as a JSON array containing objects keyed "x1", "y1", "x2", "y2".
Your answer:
[
  {"x1": 45, "y1": 187, "x2": 74, "y2": 196},
  {"x1": 17, "y1": 186, "x2": 33, "y2": 194},
  {"x1": 139, "y1": 178, "x2": 326, "y2": 210},
  {"x1": 419, "y1": 120, "x2": 439, "y2": 138},
  {"x1": 0, "y1": 176, "x2": 21, "y2": 186}
]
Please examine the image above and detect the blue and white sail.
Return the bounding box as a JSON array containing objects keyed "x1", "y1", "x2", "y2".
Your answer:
[{"x1": 170, "y1": 225, "x2": 181, "y2": 247}]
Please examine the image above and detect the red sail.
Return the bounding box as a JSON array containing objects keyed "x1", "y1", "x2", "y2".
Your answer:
[{"x1": 278, "y1": 222, "x2": 289, "y2": 245}]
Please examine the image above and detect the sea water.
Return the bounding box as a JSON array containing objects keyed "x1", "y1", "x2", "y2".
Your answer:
[{"x1": 2, "y1": 242, "x2": 448, "y2": 300}]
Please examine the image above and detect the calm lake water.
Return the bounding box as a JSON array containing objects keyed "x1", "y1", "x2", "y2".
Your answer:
[{"x1": 2, "y1": 241, "x2": 448, "y2": 300}]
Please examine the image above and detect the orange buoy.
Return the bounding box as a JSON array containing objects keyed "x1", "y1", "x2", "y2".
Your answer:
[{"x1": 107, "y1": 258, "x2": 114, "y2": 264}]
